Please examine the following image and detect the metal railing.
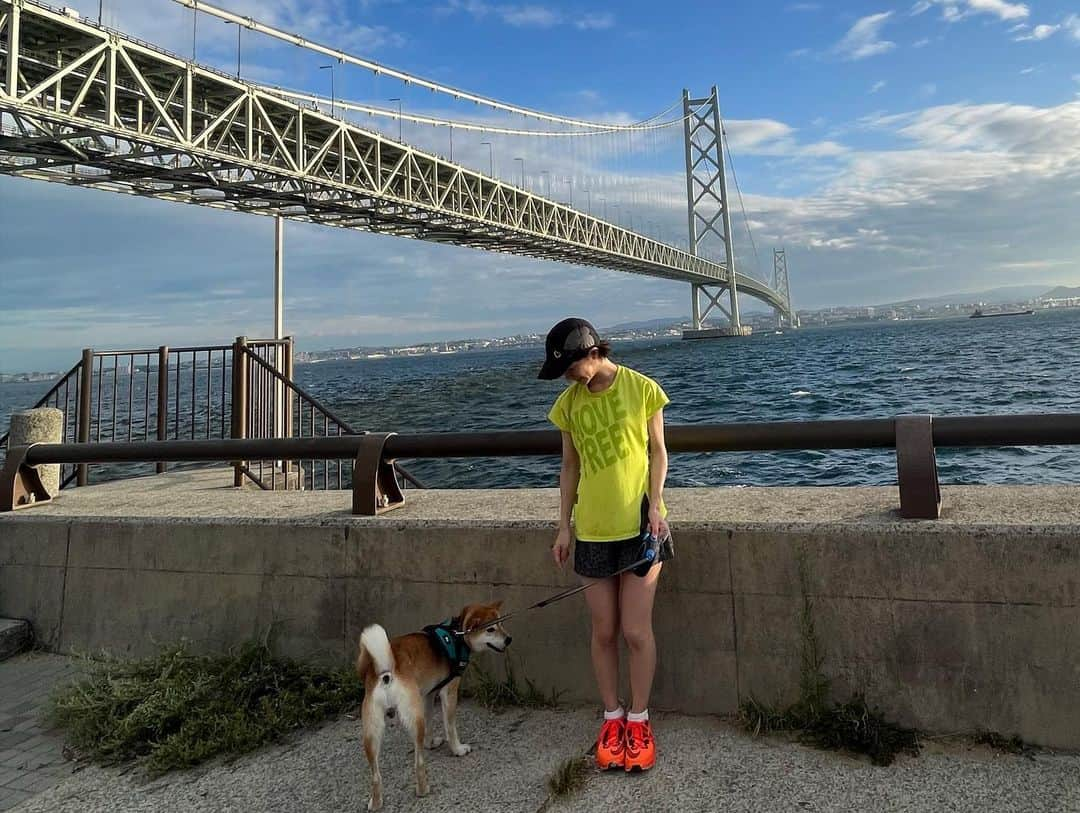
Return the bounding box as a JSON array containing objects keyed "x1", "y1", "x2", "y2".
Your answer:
[
  {"x1": 231, "y1": 341, "x2": 425, "y2": 491},
  {"x1": 0, "y1": 361, "x2": 83, "y2": 488},
  {"x1": 0, "y1": 336, "x2": 416, "y2": 491},
  {"x1": 4, "y1": 412, "x2": 1078, "y2": 517}
]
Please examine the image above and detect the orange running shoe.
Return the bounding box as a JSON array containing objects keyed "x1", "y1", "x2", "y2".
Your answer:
[
  {"x1": 623, "y1": 719, "x2": 656, "y2": 772},
  {"x1": 595, "y1": 717, "x2": 626, "y2": 770}
]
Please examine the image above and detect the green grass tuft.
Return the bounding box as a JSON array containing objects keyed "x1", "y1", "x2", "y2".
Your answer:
[
  {"x1": 973, "y1": 729, "x2": 1037, "y2": 757},
  {"x1": 460, "y1": 657, "x2": 562, "y2": 712},
  {"x1": 738, "y1": 553, "x2": 921, "y2": 767},
  {"x1": 547, "y1": 754, "x2": 592, "y2": 797},
  {"x1": 46, "y1": 640, "x2": 362, "y2": 776}
]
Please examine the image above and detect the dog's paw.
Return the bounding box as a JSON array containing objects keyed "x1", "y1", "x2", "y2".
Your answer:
[
  {"x1": 367, "y1": 794, "x2": 382, "y2": 811},
  {"x1": 424, "y1": 735, "x2": 444, "y2": 749},
  {"x1": 416, "y1": 779, "x2": 431, "y2": 798},
  {"x1": 450, "y1": 742, "x2": 472, "y2": 757}
]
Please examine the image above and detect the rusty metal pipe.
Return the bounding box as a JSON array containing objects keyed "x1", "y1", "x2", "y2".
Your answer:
[{"x1": 21, "y1": 413, "x2": 1080, "y2": 467}]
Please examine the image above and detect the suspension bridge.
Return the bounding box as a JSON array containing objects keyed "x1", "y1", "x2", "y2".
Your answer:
[{"x1": 0, "y1": 0, "x2": 798, "y2": 336}]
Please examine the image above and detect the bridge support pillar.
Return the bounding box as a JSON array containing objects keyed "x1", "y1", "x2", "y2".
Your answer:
[
  {"x1": 681, "y1": 86, "x2": 747, "y2": 341},
  {"x1": 684, "y1": 283, "x2": 751, "y2": 339}
]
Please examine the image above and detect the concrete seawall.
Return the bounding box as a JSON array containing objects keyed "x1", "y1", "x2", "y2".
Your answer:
[{"x1": 2, "y1": 470, "x2": 1079, "y2": 748}]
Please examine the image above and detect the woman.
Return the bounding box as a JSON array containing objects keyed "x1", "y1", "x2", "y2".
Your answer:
[{"x1": 538, "y1": 317, "x2": 670, "y2": 772}]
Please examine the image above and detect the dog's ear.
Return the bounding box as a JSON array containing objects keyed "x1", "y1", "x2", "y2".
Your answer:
[
  {"x1": 492, "y1": 600, "x2": 503, "y2": 611},
  {"x1": 459, "y1": 604, "x2": 477, "y2": 630}
]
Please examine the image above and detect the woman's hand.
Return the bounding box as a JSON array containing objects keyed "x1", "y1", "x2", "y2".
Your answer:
[
  {"x1": 552, "y1": 527, "x2": 572, "y2": 568},
  {"x1": 648, "y1": 505, "x2": 669, "y2": 541}
]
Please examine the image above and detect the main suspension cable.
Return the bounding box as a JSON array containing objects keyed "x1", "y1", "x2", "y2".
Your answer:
[{"x1": 174, "y1": 0, "x2": 699, "y2": 131}]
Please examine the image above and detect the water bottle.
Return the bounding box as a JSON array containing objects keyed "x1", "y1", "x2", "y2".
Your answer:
[{"x1": 632, "y1": 531, "x2": 661, "y2": 577}]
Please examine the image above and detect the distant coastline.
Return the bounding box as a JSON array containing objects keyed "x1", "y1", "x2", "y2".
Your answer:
[
  {"x1": 2, "y1": 285, "x2": 1078, "y2": 377},
  {"x1": 0, "y1": 371, "x2": 60, "y2": 384}
]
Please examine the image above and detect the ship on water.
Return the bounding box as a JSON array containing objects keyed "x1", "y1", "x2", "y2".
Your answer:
[{"x1": 970, "y1": 308, "x2": 1035, "y2": 318}]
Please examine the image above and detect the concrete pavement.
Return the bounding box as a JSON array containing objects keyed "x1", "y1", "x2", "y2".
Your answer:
[
  {"x1": 0, "y1": 653, "x2": 81, "y2": 811},
  {"x1": 5, "y1": 652, "x2": 1080, "y2": 813}
]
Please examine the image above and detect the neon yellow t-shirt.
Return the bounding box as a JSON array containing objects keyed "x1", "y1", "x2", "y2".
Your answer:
[{"x1": 548, "y1": 366, "x2": 669, "y2": 542}]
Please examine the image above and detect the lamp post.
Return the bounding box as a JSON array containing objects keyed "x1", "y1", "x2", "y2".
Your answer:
[
  {"x1": 514, "y1": 157, "x2": 525, "y2": 189},
  {"x1": 480, "y1": 141, "x2": 493, "y2": 176},
  {"x1": 223, "y1": 20, "x2": 241, "y2": 78},
  {"x1": 388, "y1": 97, "x2": 402, "y2": 141},
  {"x1": 540, "y1": 170, "x2": 550, "y2": 198},
  {"x1": 449, "y1": 126, "x2": 453, "y2": 162},
  {"x1": 319, "y1": 64, "x2": 335, "y2": 117},
  {"x1": 581, "y1": 189, "x2": 591, "y2": 215},
  {"x1": 563, "y1": 177, "x2": 573, "y2": 206}
]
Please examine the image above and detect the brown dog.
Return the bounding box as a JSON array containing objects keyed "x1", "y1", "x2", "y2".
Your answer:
[{"x1": 356, "y1": 602, "x2": 511, "y2": 811}]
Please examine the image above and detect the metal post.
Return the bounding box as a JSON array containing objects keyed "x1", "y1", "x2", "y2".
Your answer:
[
  {"x1": 156, "y1": 345, "x2": 169, "y2": 473},
  {"x1": 273, "y1": 216, "x2": 285, "y2": 449},
  {"x1": 284, "y1": 337, "x2": 294, "y2": 440},
  {"x1": 389, "y1": 97, "x2": 402, "y2": 141},
  {"x1": 231, "y1": 336, "x2": 249, "y2": 486},
  {"x1": 274, "y1": 216, "x2": 284, "y2": 341},
  {"x1": 76, "y1": 348, "x2": 93, "y2": 486},
  {"x1": 4, "y1": 2, "x2": 20, "y2": 99},
  {"x1": 319, "y1": 64, "x2": 335, "y2": 116}
]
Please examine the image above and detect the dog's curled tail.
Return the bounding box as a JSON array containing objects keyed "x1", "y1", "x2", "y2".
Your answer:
[{"x1": 358, "y1": 624, "x2": 394, "y2": 677}]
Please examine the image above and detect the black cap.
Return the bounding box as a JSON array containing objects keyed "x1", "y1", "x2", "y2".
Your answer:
[{"x1": 537, "y1": 318, "x2": 601, "y2": 379}]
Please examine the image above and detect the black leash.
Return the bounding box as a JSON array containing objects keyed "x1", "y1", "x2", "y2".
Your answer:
[{"x1": 457, "y1": 534, "x2": 668, "y2": 635}]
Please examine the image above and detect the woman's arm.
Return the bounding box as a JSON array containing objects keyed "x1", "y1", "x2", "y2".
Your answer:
[
  {"x1": 553, "y1": 431, "x2": 580, "y2": 567},
  {"x1": 647, "y1": 409, "x2": 669, "y2": 538}
]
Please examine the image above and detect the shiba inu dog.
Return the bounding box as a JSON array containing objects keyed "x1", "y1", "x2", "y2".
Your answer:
[{"x1": 356, "y1": 602, "x2": 511, "y2": 811}]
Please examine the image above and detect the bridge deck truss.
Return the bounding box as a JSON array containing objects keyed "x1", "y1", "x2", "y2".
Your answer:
[{"x1": 0, "y1": 0, "x2": 783, "y2": 306}]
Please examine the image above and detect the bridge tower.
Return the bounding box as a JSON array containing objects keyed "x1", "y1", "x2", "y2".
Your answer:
[
  {"x1": 681, "y1": 86, "x2": 750, "y2": 340},
  {"x1": 772, "y1": 248, "x2": 798, "y2": 328}
]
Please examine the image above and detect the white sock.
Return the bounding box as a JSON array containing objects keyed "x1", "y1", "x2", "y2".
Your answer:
[
  {"x1": 603, "y1": 706, "x2": 625, "y2": 721},
  {"x1": 627, "y1": 709, "x2": 649, "y2": 723}
]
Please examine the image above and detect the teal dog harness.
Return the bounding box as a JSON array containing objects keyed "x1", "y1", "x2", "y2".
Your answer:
[{"x1": 423, "y1": 618, "x2": 470, "y2": 695}]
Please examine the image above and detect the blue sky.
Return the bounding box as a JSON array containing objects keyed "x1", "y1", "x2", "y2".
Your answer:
[{"x1": 2, "y1": 0, "x2": 1080, "y2": 370}]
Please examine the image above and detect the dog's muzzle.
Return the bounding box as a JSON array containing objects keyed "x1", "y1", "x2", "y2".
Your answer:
[{"x1": 487, "y1": 636, "x2": 512, "y2": 652}]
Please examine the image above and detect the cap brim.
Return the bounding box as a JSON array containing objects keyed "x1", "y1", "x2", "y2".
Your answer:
[{"x1": 537, "y1": 356, "x2": 571, "y2": 380}]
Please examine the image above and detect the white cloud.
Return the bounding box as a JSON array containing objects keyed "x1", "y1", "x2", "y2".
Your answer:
[
  {"x1": 870, "y1": 80, "x2": 887, "y2": 94},
  {"x1": 1065, "y1": 15, "x2": 1080, "y2": 42},
  {"x1": 55, "y1": 0, "x2": 404, "y2": 80},
  {"x1": 500, "y1": 5, "x2": 561, "y2": 27},
  {"x1": 834, "y1": 12, "x2": 896, "y2": 60},
  {"x1": 575, "y1": 12, "x2": 615, "y2": 30},
  {"x1": 442, "y1": 1, "x2": 614, "y2": 30},
  {"x1": 911, "y1": 2, "x2": 933, "y2": 15},
  {"x1": 919, "y1": 0, "x2": 1029, "y2": 23},
  {"x1": 913, "y1": 37, "x2": 932, "y2": 47},
  {"x1": 724, "y1": 119, "x2": 848, "y2": 158},
  {"x1": 1014, "y1": 23, "x2": 1059, "y2": 41}
]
